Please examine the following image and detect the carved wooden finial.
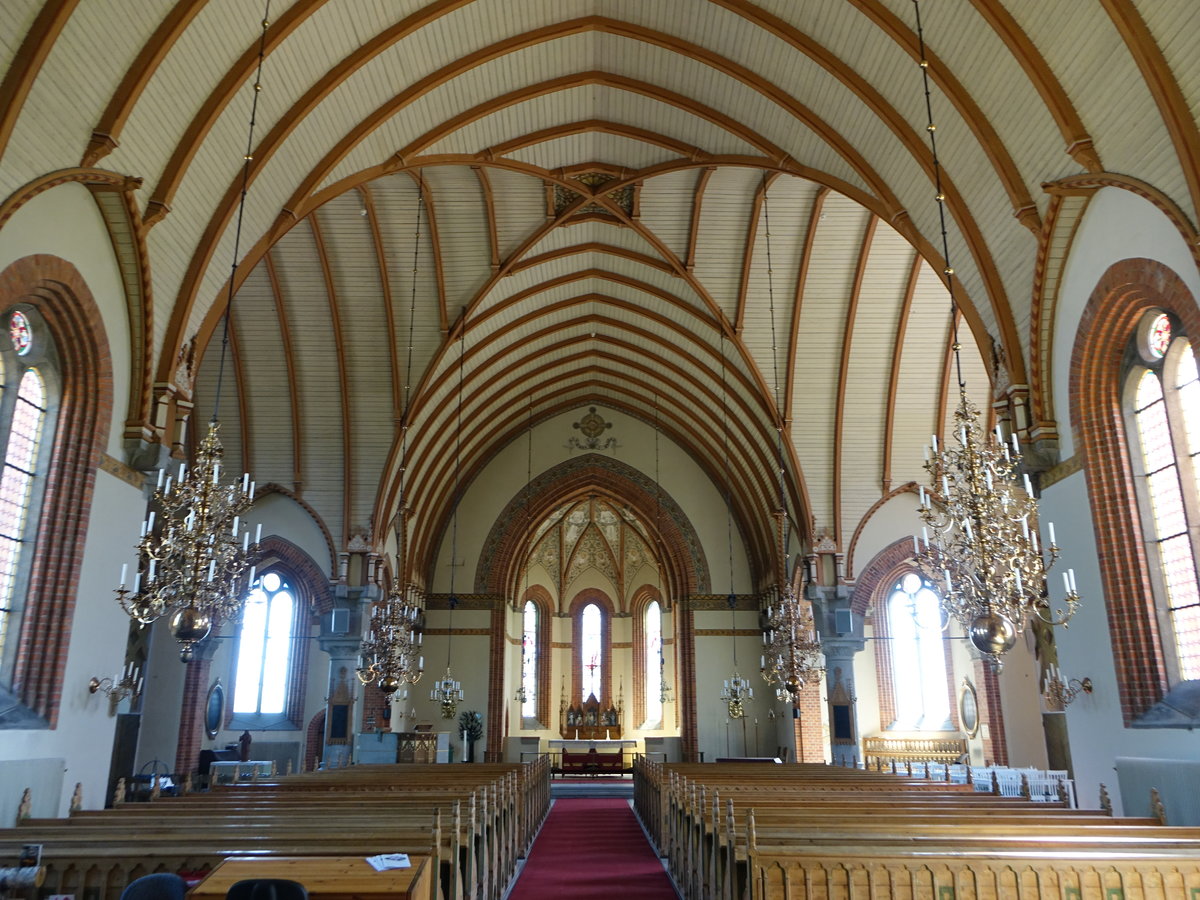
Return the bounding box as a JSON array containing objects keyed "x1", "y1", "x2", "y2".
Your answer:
[
  {"x1": 1057, "y1": 778, "x2": 1070, "y2": 806},
  {"x1": 149, "y1": 774, "x2": 161, "y2": 801},
  {"x1": 113, "y1": 777, "x2": 126, "y2": 806},
  {"x1": 1020, "y1": 773, "x2": 1032, "y2": 800},
  {"x1": 285, "y1": 758, "x2": 293, "y2": 776},
  {"x1": 747, "y1": 808, "x2": 758, "y2": 852},
  {"x1": 16, "y1": 788, "x2": 31, "y2": 822},
  {"x1": 182, "y1": 772, "x2": 192, "y2": 795},
  {"x1": 1151, "y1": 787, "x2": 1168, "y2": 826},
  {"x1": 991, "y1": 771, "x2": 1001, "y2": 796},
  {"x1": 70, "y1": 782, "x2": 83, "y2": 812},
  {"x1": 1099, "y1": 783, "x2": 1112, "y2": 815}
]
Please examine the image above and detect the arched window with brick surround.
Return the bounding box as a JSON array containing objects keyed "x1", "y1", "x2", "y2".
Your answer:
[
  {"x1": 1123, "y1": 311, "x2": 1200, "y2": 682},
  {"x1": 0, "y1": 256, "x2": 111, "y2": 729},
  {"x1": 1072, "y1": 258, "x2": 1200, "y2": 725},
  {"x1": 0, "y1": 310, "x2": 59, "y2": 693},
  {"x1": 570, "y1": 590, "x2": 612, "y2": 704},
  {"x1": 224, "y1": 549, "x2": 318, "y2": 732}
]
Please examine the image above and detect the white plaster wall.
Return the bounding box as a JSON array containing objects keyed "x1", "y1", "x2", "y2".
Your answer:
[
  {"x1": 432, "y1": 407, "x2": 750, "y2": 596},
  {"x1": 1042, "y1": 188, "x2": 1200, "y2": 813},
  {"x1": 1052, "y1": 187, "x2": 1200, "y2": 460},
  {"x1": 0, "y1": 183, "x2": 132, "y2": 458},
  {"x1": 693, "y1": 609, "x2": 773, "y2": 761},
  {"x1": 0, "y1": 470, "x2": 145, "y2": 816},
  {"x1": 252, "y1": 492, "x2": 335, "y2": 577}
]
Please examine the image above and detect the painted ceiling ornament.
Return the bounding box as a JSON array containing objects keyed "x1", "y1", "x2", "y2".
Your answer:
[{"x1": 567, "y1": 407, "x2": 619, "y2": 451}]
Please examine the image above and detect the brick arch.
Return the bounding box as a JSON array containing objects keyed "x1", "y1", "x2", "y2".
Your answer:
[
  {"x1": 255, "y1": 482, "x2": 338, "y2": 578},
  {"x1": 1069, "y1": 257, "x2": 1200, "y2": 724},
  {"x1": 519, "y1": 583, "x2": 554, "y2": 727},
  {"x1": 0, "y1": 254, "x2": 112, "y2": 726},
  {"x1": 256, "y1": 534, "x2": 335, "y2": 616},
  {"x1": 630, "y1": 584, "x2": 665, "y2": 728},
  {"x1": 849, "y1": 538, "x2": 1006, "y2": 762},
  {"x1": 473, "y1": 452, "x2": 710, "y2": 598},
  {"x1": 569, "y1": 588, "x2": 615, "y2": 706}
]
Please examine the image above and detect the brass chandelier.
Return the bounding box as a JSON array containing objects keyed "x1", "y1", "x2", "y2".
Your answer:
[
  {"x1": 908, "y1": 0, "x2": 1079, "y2": 668},
  {"x1": 754, "y1": 176, "x2": 824, "y2": 702},
  {"x1": 116, "y1": 7, "x2": 270, "y2": 661}
]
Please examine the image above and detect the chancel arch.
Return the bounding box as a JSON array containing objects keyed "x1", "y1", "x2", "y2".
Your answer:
[{"x1": 479, "y1": 450, "x2": 712, "y2": 762}]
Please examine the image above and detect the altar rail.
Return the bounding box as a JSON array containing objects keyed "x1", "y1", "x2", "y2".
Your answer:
[{"x1": 861, "y1": 735, "x2": 967, "y2": 767}]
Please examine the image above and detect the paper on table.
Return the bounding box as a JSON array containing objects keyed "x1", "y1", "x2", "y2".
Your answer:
[{"x1": 365, "y1": 853, "x2": 411, "y2": 871}]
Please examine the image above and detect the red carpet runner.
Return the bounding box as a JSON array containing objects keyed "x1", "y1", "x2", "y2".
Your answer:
[{"x1": 508, "y1": 798, "x2": 678, "y2": 899}]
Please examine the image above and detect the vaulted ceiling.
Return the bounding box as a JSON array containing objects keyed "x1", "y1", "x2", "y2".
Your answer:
[{"x1": 2, "y1": 1, "x2": 1197, "y2": 578}]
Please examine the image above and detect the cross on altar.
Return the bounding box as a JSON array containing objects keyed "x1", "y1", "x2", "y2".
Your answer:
[{"x1": 584, "y1": 654, "x2": 600, "y2": 692}]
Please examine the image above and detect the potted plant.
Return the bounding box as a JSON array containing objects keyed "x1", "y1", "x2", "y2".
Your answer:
[{"x1": 458, "y1": 710, "x2": 484, "y2": 762}]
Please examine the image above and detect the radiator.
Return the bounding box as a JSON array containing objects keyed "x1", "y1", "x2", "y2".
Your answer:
[{"x1": 1115, "y1": 756, "x2": 1200, "y2": 825}]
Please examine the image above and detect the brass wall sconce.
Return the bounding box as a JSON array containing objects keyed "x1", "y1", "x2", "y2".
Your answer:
[
  {"x1": 1044, "y1": 664, "x2": 1093, "y2": 708},
  {"x1": 89, "y1": 663, "x2": 142, "y2": 713}
]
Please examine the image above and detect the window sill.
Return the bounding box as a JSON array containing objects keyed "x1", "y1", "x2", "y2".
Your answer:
[
  {"x1": 228, "y1": 713, "x2": 300, "y2": 732},
  {"x1": 1130, "y1": 680, "x2": 1200, "y2": 729}
]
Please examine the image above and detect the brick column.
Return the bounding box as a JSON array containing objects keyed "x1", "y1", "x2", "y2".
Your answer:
[{"x1": 173, "y1": 649, "x2": 214, "y2": 775}]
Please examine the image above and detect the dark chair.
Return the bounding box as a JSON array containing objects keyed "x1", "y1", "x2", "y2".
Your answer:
[
  {"x1": 225, "y1": 879, "x2": 309, "y2": 900},
  {"x1": 119, "y1": 873, "x2": 188, "y2": 900}
]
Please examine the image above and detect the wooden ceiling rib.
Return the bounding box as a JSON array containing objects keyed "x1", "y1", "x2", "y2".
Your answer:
[
  {"x1": 965, "y1": 0, "x2": 1099, "y2": 170},
  {"x1": 833, "y1": 215, "x2": 878, "y2": 545},
  {"x1": 263, "y1": 250, "x2": 301, "y2": 493},
  {"x1": 0, "y1": 0, "x2": 79, "y2": 160},
  {"x1": 1098, "y1": 0, "x2": 1200, "y2": 224},
  {"x1": 81, "y1": 0, "x2": 207, "y2": 167},
  {"x1": 10, "y1": 0, "x2": 1200, "y2": 580}
]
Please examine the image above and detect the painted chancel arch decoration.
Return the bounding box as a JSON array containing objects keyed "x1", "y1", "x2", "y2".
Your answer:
[{"x1": 474, "y1": 452, "x2": 710, "y2": 599}]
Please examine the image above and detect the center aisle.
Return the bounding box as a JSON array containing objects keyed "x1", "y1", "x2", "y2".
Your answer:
[{"x1": 507, "y1": 798, "x2": 679, "y2": 900}]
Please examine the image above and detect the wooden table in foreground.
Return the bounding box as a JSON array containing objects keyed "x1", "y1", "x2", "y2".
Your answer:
[{"x1": 188, "y1": 855, "x2": 432, "y2": 900}]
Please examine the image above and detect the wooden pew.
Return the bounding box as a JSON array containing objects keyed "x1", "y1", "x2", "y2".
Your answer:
[
  {"x1": 0, "y1": 758, "x2": 550, "y2": 900},
  {"x1": 632, "y1": 758, "x2": 1200, "y2": 900}
]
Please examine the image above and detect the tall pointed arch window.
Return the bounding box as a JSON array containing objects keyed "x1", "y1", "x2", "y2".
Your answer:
[
  {"x1": 0, "y1": 307, "x2": 59, "y2": 686},
  {"x1": 230, "y1": 568, "x2": 308, "y2": 729},
  {"x1": 644, "y1": 600, "x2": 663, "y2": 727},
  {"x1": 521, "y1": 600, "x2": 538, "y2": 719},
  {"x1": 580, "y1": 603, "x2": 603, "y2": 700},
  {"x1": 887, "y1": 572, "x2": 951, "y2": 730},
  {"x1": 1125, "y1": 312, "x2": 1200, "y2": 681}
]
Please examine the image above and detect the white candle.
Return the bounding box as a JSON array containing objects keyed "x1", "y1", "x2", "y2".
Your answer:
[
  {"x1": 243, "y1": 531, "x2": 250, "y2": 552},
  {"x1": 213, "y1": 463, "x2": 220, "y2": 483},
  {"x1": 944, "y1": 569, "x2": 953, "y2": 591},
  {"x1": 942, "y1": 475, "x2": 950, "y2": 496},
  {"x1": 133, "y1": 572, "x2": 142, "y2": 593},
  {"x1": 243, "y1": 472, "x2": 250, "y2": 493},
  {"x1": 164, "y1": 476, "x2": 172, "y2": 493},
  {"x1": 232, "y1": 515, "x2": 239, "y2": 537},
  {"x1": 179, "y1": 463, "x2": 186, "y2": 482},
  {"x1": 1011, "y1": 433, "x2": 1020, "y2": 455},
  {"x1": 1063, "y1": 572, "x2": 1071, "y2": 594},
  {"x1": 931, "y1": 434, "x2": 938, "y2": 452},
  {"x1": 255, "y1": 523, "x2": 263, "y2": 544},
  {"x1": 1068, "y1": 568, "x2": 1076, "y2": 592},
  {"x1": 922, "y1": 526, "x2": 929, "y2": 546},
  {"x1": 964, "y1": 520, "x2": 973, "y2": 541},
  {"x1": 1048, "y1": 522, "x2": 1057, "y2": 546},
  {"x1": 418, "y1": 656, "x2": 424, "y2": 670},
  {"x1": 148, "y1": 559, "x2": 157, "y2": 582},
  {"x1": 207, "y1": 560, "x2": 216, "y2": 581},
  {"x1": 1014, "y1": 568, "x2": 1023, "y2": 592},
  {"x1": 249, "y1": 481, "x2": 256, "y2": 500},
  {"x1": 913, "y1": 535, "x2": 920, "y2": 553},
  {"x1": 147, "y1": 511, "x2": 156, "y2": 532},
  {"x1": 120, "y1": 563, "x2": 128, "y2": 587},
  {"x1": 157, "y1": 468, "x2": 164, "y2": 489},
  {"x1": 1023, "y1": 473, "x2": 1033, "y2": 496}
]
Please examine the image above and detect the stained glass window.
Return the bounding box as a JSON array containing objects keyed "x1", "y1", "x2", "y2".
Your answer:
[
  {"x1": 521, "y1": 600, "x2": 537, "y2": 718},
  {"x1": 580, "y1": 603, "x2": 602, "y2": 701},
  {"x1": 0, "y1": 368, "x2": 45, "y2": 665},
  {"x1": 887, "y1": 572, "x2": 950, "y2": 730},
  {"x1": 8, "y1": 311, "x2": 31, "y2": 357},
  {"x1": 233, "y1": 572, "x2": 294, "y2": 715},
  {"x1": 645, "y1": 600, "x2": 663, "y2": 727},
  {"x1": 1147, "y1": 313, "x2": 1172, "y2": 359},
  {"x1": 1130, "y1": 331, "x2": 1200, "y2": 680}
]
